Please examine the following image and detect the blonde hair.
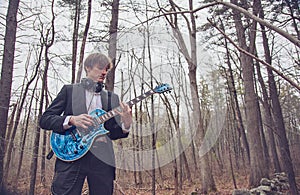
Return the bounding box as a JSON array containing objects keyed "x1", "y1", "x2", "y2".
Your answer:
[{"x1": 84, "y1": 53, "x2": 112, "y2": 73}]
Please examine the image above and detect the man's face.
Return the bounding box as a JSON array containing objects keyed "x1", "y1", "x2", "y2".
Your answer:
[{"x1": 86, "y1": 64, "x2": 110, "y2": 83}]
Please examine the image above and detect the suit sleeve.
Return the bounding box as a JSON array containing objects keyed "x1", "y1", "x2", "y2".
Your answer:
[
  {"x1": 39, "y1": 85, "x2": 69, "y2": 133},
  {"x1": 105, "y1": 92, "x2": 129, "y2": 140}
]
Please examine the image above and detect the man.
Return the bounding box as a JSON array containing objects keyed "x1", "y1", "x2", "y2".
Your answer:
[{"x1": 39, "y1": 53, "x2": 132, "y2": 195}]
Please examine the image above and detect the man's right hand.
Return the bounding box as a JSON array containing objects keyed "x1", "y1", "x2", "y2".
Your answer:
[{"x1": 69, "y1": 114, "x2": 94, "y2": 129}]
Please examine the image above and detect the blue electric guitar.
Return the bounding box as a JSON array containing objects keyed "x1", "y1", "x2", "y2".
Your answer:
[{"x1": 50, "y1": 83, "x2": 172, "y2": 162}]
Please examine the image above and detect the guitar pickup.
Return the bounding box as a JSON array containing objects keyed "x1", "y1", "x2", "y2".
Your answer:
[{"x1": 70, "y1": 131, "x2": 77, "y2": 141}]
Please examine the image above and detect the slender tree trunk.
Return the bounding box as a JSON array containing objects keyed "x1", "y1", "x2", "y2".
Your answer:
[
  {"x1": 258, "y1": 0, "x2": 282, "y2": 174},
  {"x1": 76, "y1": 0, "x2": 92, "y2": 83},
  {"x1": 258, "y1": 5, "x2": 298, "y2": 192},
  {"x1": 138, "y1": 83, "x2": 144, "y2": 186},
  {"x1": 269, "y1": 72, "x2": 298, "y2": 194},
  {"x1": 71, "y1": 0, "x2": 81, "y2": 83},
  {"x1": 131, "y1": 68, "x2": 138, "y2": 186},
  {"x1": 164, "y1": 0, "x2": 216, "y2": 191},
  {"x1": 227, "y1": 112, "x2": 237, "y2": 189},
  {"x1": 29, "y1": 82, "x2": 44, "y2": 195},
  {"x1": 41, "y1": 87, "x2": 50, "y2": 186},
  {"x1": 190, "y1": 0, "x2": 216, "y2": 191},
  {"x1": 16, "y1": 78, "x2": 39, "y2": 182},
  {"x1": 256, "y1": 59, "x2": 281, "y2": 173},
  {"x1": 106, "y1": 0, "x2": 120, "y2": 91},
  {"x1": 268, "y1": 53, "x2": 299, "y2": 195},
  {"x1": 4, "y1": 49, "x2": 40, "y2": 182},
  {"x1": 180, "y1": 62, "x2": 198, "y2": 172},
  {"x1": 221, "y1": 19, "x2": 250, "y2": 164},
  {"x1": 29, "y1": 1, "x2": 55, "y2": 193},
  {"x1": 163, "y1": 81, "x2": 180, "y2": 195},
  {"x1": 146, "y1": 13, "x2": 156, "y2": 194},
  {"x1": 175, "y1": 76, "x2": 192, "y2": 184},
  {"x1": 0, "y1": 0, "x2": 20, "y2": 193},
  {"x1": 254, "y1": 73, "x2": 270, "y2": 171},
  {"x1": 4, "y1": 103, "x2": 17, "y2": 154}
]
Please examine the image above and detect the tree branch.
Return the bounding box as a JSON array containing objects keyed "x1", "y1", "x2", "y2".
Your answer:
[
  {"x1": 208, "y1": 18, "x2": 300, "y2": 92},
  {"x1": 215, "y1": 0, "x2": 300, "y2": 48}
]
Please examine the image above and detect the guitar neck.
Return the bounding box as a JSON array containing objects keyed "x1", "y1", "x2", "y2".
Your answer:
[{"x1": 97, "y1": 89, "x2": 155, "y2": 123}]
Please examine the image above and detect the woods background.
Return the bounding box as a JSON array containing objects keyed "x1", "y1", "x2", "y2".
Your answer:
[{"x1": 0, "y1": 0, "x2": 299, "y2": 194}]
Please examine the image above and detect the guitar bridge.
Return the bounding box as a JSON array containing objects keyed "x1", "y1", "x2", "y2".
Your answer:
[{"x1": 70, "y1": 131, "x2": 77, "y2": 141}]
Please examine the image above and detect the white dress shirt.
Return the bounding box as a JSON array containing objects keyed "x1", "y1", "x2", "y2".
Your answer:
[{"x1": 63, "y1": 89, "x2": 130, "y2": 133}]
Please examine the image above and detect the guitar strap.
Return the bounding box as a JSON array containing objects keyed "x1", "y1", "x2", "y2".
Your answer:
[{"x1": 107, "y1": 91, "x2": 112, "y2": 111}]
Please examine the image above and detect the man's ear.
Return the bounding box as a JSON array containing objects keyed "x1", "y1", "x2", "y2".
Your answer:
[{"x1": 85, "y1": 66, "x2": 91, "y2": 74}]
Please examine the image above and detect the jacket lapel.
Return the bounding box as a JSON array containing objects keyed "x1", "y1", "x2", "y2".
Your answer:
[
  {"x1": 101, "y1": 90, "x2": 108, "y2": 111},
  {"x1": 72, "y1": 84, "x2": 87, "y2": 115}
]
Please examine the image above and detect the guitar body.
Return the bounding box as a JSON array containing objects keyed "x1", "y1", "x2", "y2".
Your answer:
[{"x1": 50, "y1": 108, "x2": 109, "y2": 162}]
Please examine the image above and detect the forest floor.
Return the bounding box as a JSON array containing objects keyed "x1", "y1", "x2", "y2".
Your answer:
[
  {"x1": 116, "y1": 172, "x2": 249, "y2": 195},
  {"x1": 6, "y1": 170, "x2": 300, "y2": 195}
]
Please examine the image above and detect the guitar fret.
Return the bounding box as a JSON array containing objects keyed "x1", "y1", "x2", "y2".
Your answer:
[
  {"x1": 100, "y1": 116, "x2": 105, "y2": 122},
  {"x1": 96, "y1": 87, "x2": 167, "y2": 124},
  {"x1": 98, "y1": 118, "x2": 103, "y2": 124},
  {"x1": 111, "y1": 110, "x2": 116, "y2": 116}
]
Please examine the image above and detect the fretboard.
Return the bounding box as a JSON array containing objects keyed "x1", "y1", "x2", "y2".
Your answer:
[{"x1": 97, "y1": 90, "x2": 155, "y2": 123}]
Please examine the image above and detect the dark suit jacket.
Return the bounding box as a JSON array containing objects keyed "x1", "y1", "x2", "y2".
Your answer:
[
  {"x1": 39, "y1": 83, "x2": 129, "y2": 172},
  {"x1": 39, "y1": 83, "x2": 129, "y2": 139}
]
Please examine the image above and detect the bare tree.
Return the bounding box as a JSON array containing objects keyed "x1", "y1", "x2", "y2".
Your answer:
[
  {"x1": 29, "y1": 1, "x2": 55, "y2": 193},
  {"x1": 159, "y1": 0, "x2": 217, "y2": 192},
  {"x1": 0, "y1": 0, "x2": 20, "y2": 193},
  {"x1": 219, "y1": 19, "x2": 250, "y2": 164},
  {"x1": 15, "y1": 77, "x2": 39, "y2": 183},
  {"x1": 230, "y1": 0, "x2": 268, "y2": 187}
]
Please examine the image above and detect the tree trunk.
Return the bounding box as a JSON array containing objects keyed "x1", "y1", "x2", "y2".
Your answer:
[
  {"x1": 4, "y1": 49, "x2": 40, "y2": 182},
  {"x1": 29, "y1": 83, "x2": 44, "y2": 195},
  {"x1": 106, "y1": 0, "x2": 120, "y2": 91},
  {"x1": 4, "y1": 103, "x2": 17, "y2": 154},
  {"x1": 76, "y1": 0, "x2": 92, "y2": 83},
  {"x1": 29, "y1": 1, "x2": 55, "y2": 193},
  {"x1": 41, "y1": 87, "x2": 50, "y2": 186},
  {"x1": 71, "y1": 0, "x2": 81, "y2": 83},
  {"x1": 256, "y1": 62, "x2": 281, "y2": 172},
  {"x1": 163, "y1": 0, "x2": 217, "y2": 191},
  {"x1": 0, "y1": 0, "x2": 20, "y2": 193},
  {"x1": 221, "y1": 19, "x2": 250, "y2": 164},
  {"x1": 258, "y1": 3, "x2": 298, "y2": 192},
  {"x1": 15, "y1": 78, "x2": 39, "y2": 182},
  {"x1": 267, "y1": 54, "x2": 299, "y2": 195},
  {"x1": 231, "y1": 0, "x2": 268, "y2": 187}
]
